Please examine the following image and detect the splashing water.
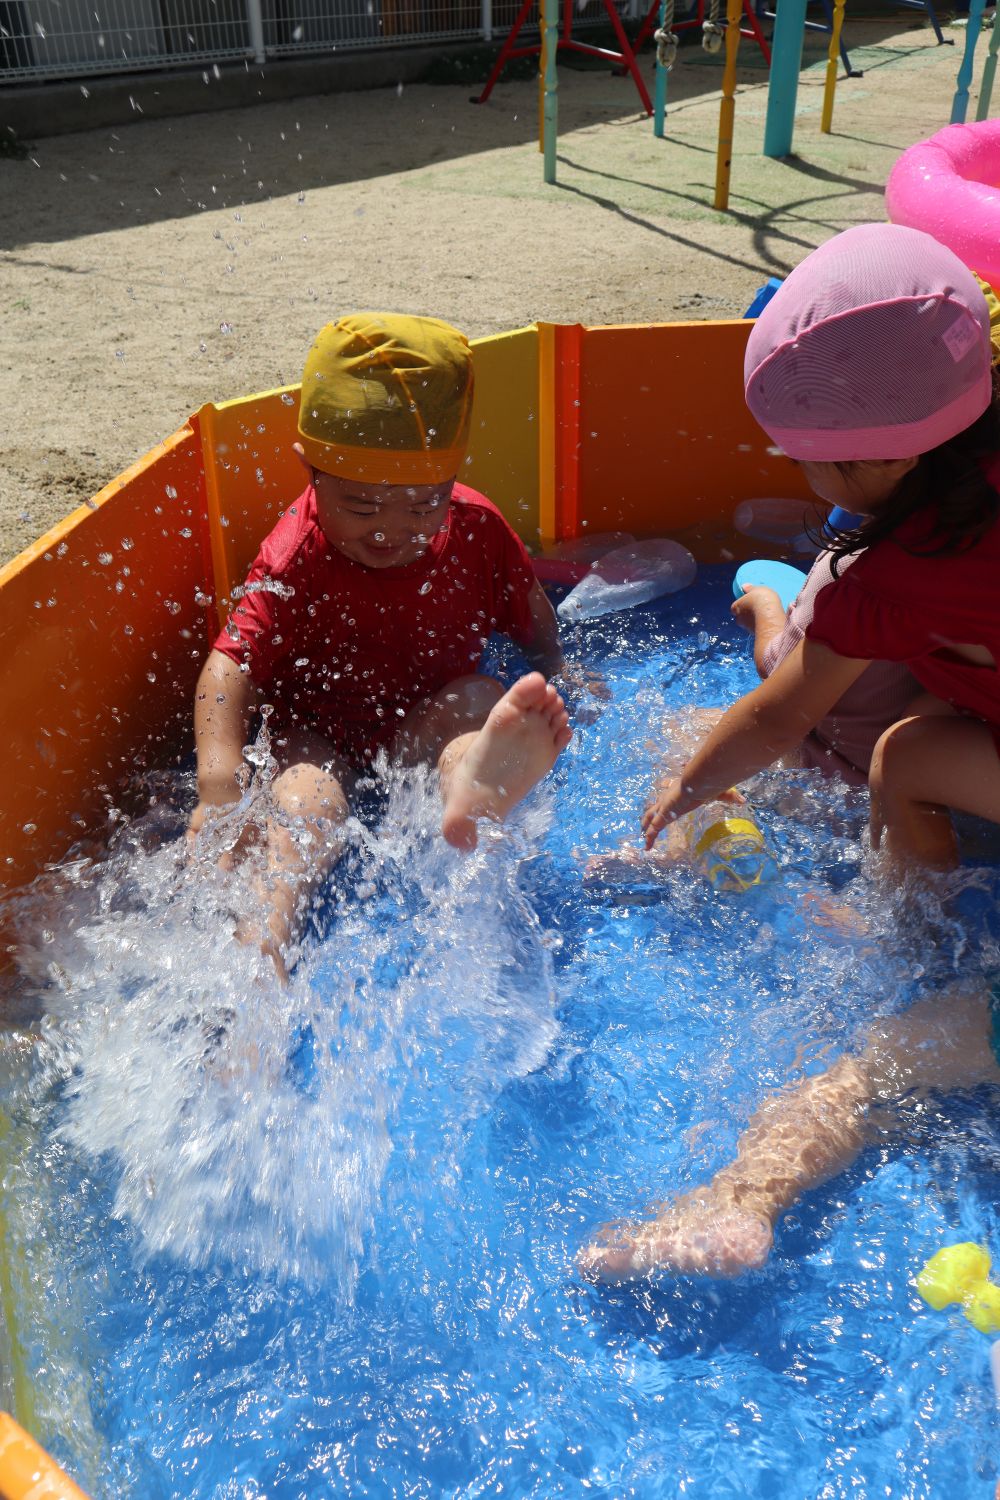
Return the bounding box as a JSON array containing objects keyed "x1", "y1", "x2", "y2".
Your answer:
[
  {"x1": 2, "y1": 570, "x2": 1000, "y2": 1495},
  {"x1": 13, "y1": 741, "x2": 558, "y2": 1295}
]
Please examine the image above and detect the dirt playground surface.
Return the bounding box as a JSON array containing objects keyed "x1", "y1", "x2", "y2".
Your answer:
[{"x1": 0, "y1": 14, "x2": 974, "y2": 564}]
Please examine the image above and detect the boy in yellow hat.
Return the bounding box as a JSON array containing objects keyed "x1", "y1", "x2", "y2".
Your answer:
[{"x1": 189, "y1": 313, "x2": 572, "y2": 978}]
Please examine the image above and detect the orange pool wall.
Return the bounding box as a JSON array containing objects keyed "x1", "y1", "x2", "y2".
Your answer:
[{"x1": 0, "y1": 318, "x2": 813, "y2": 933}]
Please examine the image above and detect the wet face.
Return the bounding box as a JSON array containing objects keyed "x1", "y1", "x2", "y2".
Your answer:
[
  {"x1": 798, "y1": 456, "x2": 918, "y2": 516},
  {"x1": 306, "y1": 462, "x2": 454, "y2": 569}
]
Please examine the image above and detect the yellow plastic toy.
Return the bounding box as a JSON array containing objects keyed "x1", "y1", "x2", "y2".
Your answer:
[{"x1": 917, "y1": 1243, "x2": 1000, "y2": 1336}]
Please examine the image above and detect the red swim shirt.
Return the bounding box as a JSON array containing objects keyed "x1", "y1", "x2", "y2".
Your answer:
[
  {"x1": 806, "y1": 460, "x2": 1000, "y2": 728},
  {"x1": 212, "y1": 482, "x2": 537, "y2": 767}
]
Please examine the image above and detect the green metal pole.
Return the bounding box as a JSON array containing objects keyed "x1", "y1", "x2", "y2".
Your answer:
[
  {"x1": 763, "y1": 0, "x2": 808, "y2": 159},
  {"x1": 951, "y1": 0, "x2": 986, "y2": 123},
  {"x1": 542, "y1": 0, "x2": 558, "y2": 183},
  {"x1": 975, "y1": 0, "x2": 999, "y2": 119}
]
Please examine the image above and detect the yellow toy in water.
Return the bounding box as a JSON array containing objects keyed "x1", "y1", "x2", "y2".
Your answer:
[
  {"x1": 917, "y1": 1243, "x2": 1000, "y2": 1335},
  {"x1": 684, "y1": 799, "x2": 776, "y2": 893}
]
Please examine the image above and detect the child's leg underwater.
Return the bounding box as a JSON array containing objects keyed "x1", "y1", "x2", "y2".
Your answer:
[
  {"x1": 397, "y1": 673, "x2": 571, "y2": 851},
  {"x1": 578, "y1": 985, "x2": 1000, "y2": 1282}
]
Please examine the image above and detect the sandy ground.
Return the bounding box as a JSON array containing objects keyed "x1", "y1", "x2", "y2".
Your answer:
[{"x1": 0, "y1": 14, "x2": 972, "y2": 564}]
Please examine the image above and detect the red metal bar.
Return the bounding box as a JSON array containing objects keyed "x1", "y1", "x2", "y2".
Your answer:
[
  {"x1": 474, "y1": 0, "x2": 536, "y2": 103},
  {"x1": 475, "y1": 0, "x2": 653, "y2": 113}
]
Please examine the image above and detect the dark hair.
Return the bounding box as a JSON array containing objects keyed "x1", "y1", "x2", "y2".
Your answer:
[{"x1": 821, "y1": 368, "x2": 1000, "y2": 575}]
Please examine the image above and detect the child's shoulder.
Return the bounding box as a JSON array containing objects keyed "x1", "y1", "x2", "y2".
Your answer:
[
  {"x1": 255, "y1": 486, "x2": 323, "y2": 575},
  {"x1": 450, "y1": 482, "x2": 505, "y2": 520},
  {"x1": 449, "y1": 483, "x2": 522, "y2": 542}
]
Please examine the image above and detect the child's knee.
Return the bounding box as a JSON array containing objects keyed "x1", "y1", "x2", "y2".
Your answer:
[{"x1": 869, "y1": 716, "x2": 925, "y2": 796}]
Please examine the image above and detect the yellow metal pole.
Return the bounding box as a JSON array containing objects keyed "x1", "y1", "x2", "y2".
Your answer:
[
  {"x1": 713, "y1": 0, "x2": 744, "y2": 211},
  {"x1": 820, "y1": 0, "x2": 846, "y2": 133}
]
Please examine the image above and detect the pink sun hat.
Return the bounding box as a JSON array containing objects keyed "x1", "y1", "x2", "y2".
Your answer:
[{"x1": 744, "y1": 223, "x2": 992, "y2": 462}]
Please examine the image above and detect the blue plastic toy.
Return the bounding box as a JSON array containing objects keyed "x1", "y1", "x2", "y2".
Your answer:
[
  {"x1": 733, "y1": 559, "x2": 807, "y2": 612},
  {"x1": 825, "y1": 504, "x2": 864, "y2": 534},
  {"x1": 743, "y1": 278, "x2": 784, "y2": 319}
]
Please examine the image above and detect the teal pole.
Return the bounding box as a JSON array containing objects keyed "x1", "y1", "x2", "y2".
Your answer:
[
  {"x1": 654, "y1": 0, "x2": 669, "y2": 139},
  {"x1": 543, "y1": 0, "x2": 558, "y2": 183},
  {"x1": 951, "y1": 0, "x2": 986, "y2": 123},
  {"x1": 763, "y1": 0, "x2": 808, "y2": 159},
  {"x1": 976, "y1": 0, "x2": 1000, "y2": 119}
]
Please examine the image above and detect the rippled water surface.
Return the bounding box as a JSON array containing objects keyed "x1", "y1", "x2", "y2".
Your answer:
[{"x1": 3, "y1": 569, "x2": 1000, "y2": 1498}]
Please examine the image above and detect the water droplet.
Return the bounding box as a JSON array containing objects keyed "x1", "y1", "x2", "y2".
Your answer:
[
  {"x1": 121, "y1": 537, "x2": 134, "y2": 551},
  {"x1": 220, "y1": 321, "x2": 233, "y2": 335},
  {"x1": 180, "y1": 527, "x2": 192, "y2": 539},
  {"x1": 165, "y1": 484, "x2": 178, "y2": 500},
  {"x1": 418, "y1": 581, "x2": 432, "y2": 595}
]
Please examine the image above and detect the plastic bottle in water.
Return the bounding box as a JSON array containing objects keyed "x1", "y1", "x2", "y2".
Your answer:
[
  {"x1": 732, "y1": 498, "x2": 821, "y2": 556},
  {"x1": 683, "y1": 798, "x2": 777, "y2": 892},
  {"x1": 532, "y1": 531, "x2": 635, "y2": 586},
  {"x1": 556, "y1": 539, "x2": 697, "y2": 623}
]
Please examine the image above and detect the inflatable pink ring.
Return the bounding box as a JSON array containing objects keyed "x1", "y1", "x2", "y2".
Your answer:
[{"x1": 887, "y1": 119, "x2": 1000, "y2": 290}]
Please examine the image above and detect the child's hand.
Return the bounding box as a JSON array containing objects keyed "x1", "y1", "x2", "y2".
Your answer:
[
  {"x1": 731, "y1": 584, "x2": 784, "y2": 633},
  {"x1": 641, "y1": 776, "x2": 692, "y2": 848}
]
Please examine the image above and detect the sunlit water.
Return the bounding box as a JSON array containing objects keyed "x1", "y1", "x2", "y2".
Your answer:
[{"x1": 2, "y1": 568, "x2": 1000, "y2": 1497}]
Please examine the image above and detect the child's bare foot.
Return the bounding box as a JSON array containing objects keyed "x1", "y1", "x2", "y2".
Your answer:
[
  {"x1": 441, "y1": 673, "x2": 572, "y2": 850},
  {"x1": 577, "y1": 1192, "x2": 774, "y2": 1281}
]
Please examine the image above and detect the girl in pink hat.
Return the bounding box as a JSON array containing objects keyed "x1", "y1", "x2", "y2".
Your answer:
[
  {"x1": 644, "y1": 222, "x2": 1000, "y2": 873},
  {"x1": 578, "y1": 224, "x2": 1000, "y2": 1284}
]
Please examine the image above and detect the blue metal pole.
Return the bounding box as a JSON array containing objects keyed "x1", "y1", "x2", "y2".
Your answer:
[
  {"x1": 654, "y1": 0, "x2": 669, "y2": 139},
  {"x1": 763, "y1": 0, "x2": 808, "y2": 159},
  {"x1": 977, "y1": 0, "x2": 1000, "y2": 119},
  {"x1": 951, "y1": 0, "x2": 986, "y2": 122}
]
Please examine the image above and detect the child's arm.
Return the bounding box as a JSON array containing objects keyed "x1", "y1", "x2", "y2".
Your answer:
[
  {"x1": 520, "y1": 579, "x2": 610, "y2": 701},
  {"x1": 189, "y1": 649, "x2": 257, "y2": 835},
  {"x1": 731, "y1": 585, "x2": 788, "y2": 679},
  {"x1": 520, "y1": 579, "x2": 569, "y2": 677},
  {"x1": 642, "y1": 637, "x2": 870, "y2": 847}
]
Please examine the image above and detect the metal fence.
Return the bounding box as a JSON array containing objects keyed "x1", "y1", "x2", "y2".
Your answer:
[{"x1": 0, "y1": 0, "x2": 622, "y2": 82}]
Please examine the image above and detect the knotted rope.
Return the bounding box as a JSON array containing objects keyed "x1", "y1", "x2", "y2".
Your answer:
[
  {"x1": 702, "y1": 0, "x2": 724, "y2": 55},
  {"x1": 654, "y1": 0, "x2": 677, "y2": 70}
]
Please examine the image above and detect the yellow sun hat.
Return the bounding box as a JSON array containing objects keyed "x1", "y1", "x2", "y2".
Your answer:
[{"x1": 297, "y1": 313, "x2": 474, "y2": 485}]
